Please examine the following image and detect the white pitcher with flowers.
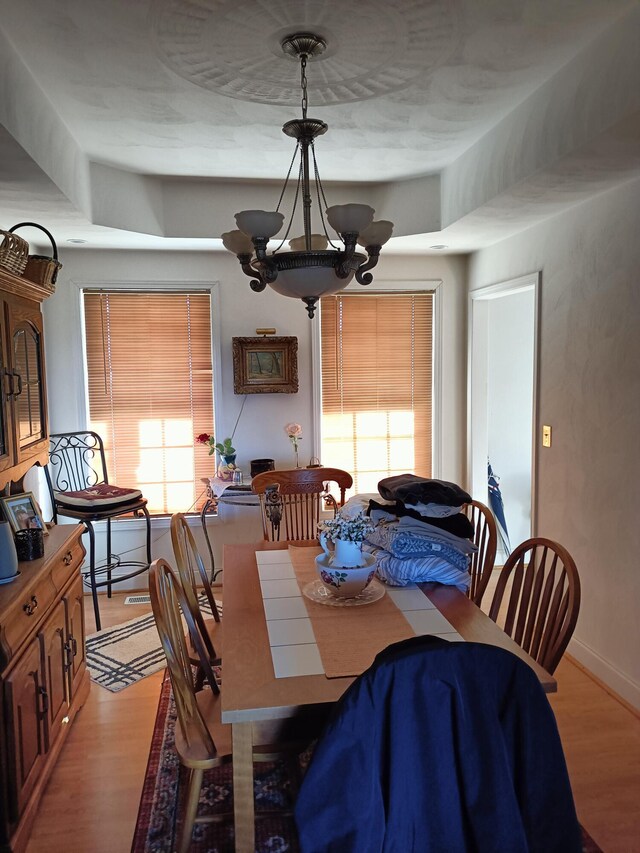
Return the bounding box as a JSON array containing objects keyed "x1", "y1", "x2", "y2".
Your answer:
[
  {"x1": 317, "y1": 512, "x2": 376, "y2": 597},
  {"x1": 318, "y1": 512, "x2": 374, "y2": 566}
]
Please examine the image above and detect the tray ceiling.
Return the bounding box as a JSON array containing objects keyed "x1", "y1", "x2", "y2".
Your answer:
[{"x1": 0, "y1": 0, "x2": 638, "y2": 251}]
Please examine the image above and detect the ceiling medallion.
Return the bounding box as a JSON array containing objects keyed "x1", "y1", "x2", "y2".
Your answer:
[
  {"x1": 221, "y1": 33, "x2": 393, "y2": 319},
  {"x1": 152, "y1": 0, "x2": 458, "y2": 106}
]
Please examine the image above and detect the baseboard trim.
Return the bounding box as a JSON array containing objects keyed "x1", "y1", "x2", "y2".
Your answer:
[{"x1": 566, "y1": 637, "x2": 640, "y2": 714}]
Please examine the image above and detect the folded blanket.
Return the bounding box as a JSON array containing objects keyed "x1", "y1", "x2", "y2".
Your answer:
[
  {"x1": 363, "y1": 542, "x2": 470, "y2": 591},
  {"x1": 366, "y1": 517, "x2": 477, "y2": 573},
  {"x1": 368, "y1": 500, "x2": 474, "y2": 540},
  {"x1": 396, "y1": 515, "x2": 479, "y2": 552},
  {"x1": 378, "y1": 475, "x2": 472, "y2": 507}
]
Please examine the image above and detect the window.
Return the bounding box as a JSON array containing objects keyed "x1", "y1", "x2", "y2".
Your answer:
[
  {"x1": 320, "y1": 292, "x2": 433, "y2": 494},
  {"x1": 83, "y1": 290, "x2": 214, "y2": 514}
]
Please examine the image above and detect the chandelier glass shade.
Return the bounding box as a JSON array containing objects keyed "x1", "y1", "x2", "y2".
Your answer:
[{"x1": 221, "y1": 33, "x2": 394, "y2": 318}]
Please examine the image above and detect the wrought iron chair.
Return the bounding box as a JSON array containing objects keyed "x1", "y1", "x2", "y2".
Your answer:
[
  {"x1": 462, "y1": 500, "x2": 497, "y2": 606},
  {"x1": 487, "y1": 537, "x2": 581, "y2": 675},
  {"x1": 45, "y1": 431, "x2": 151, "y2": 631},
  {"x1": 251, "y1": 467, "x2": 353, "y2": 541}
]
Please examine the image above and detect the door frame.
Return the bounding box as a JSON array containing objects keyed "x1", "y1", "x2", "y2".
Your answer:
[{"x1": 467, "y1": 272, "x2": 541, "y2": 538}]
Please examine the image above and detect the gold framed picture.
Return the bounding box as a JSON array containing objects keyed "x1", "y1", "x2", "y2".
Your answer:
[
  {"x1": 232, "y1": 336, "x2": 298, "y2": 394},
  {"x1": 0, "y1": 492, "x2": 47, "y2": 534}
]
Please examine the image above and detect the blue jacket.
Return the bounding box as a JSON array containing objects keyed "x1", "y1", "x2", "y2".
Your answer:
[{"x1": 295, "y1": 636, "x2": 581, "y2": 852}]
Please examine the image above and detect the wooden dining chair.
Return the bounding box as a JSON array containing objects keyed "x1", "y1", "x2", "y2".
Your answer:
[
  {"x1": 251, "y1": 467, "x2": 353, "y2": 541},
  {"x1": 487, "y1": 538, "x2": 581, "y2": 675},
  {"x1": 170, "y1": 512, "x2": 222, "y2": 686},
  {"x1": 148, "y1": 558, "x2": 227, "y2": 853},
  {"x1": 149, "y1": 558, "x2": 321, "y2": 852},
  {"x1": 463, "y1": 500, "x2": 498, "y2": 606}
]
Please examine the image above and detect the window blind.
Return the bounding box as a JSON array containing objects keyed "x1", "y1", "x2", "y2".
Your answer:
[
  {"x1": 320, "y1": 292, "x2": 433, "y2": 495},
  {"x1": 83, "y1": 291, "x2": 214, "y2": 514}
]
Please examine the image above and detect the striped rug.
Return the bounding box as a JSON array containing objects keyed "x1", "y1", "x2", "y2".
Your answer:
[{"x1": 86, "y1": 598, "x2": 220, "y2": 692}]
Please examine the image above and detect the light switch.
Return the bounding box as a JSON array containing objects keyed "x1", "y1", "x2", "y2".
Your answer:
[{"x1": 542, "y1": 425, "x2": 552, "y2": 447}]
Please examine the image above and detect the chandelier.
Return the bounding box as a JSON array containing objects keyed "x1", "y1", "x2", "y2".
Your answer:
[{"x1": 221, "y1": 33, "x2": 394, "y2": 319}]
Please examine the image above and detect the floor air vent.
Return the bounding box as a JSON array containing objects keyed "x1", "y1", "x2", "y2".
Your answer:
[{"x1": 124, "y1": 594, "x2": 151, "y2": 605}]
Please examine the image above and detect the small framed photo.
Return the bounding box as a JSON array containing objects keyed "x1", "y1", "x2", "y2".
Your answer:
[
  {"x1": 0, "y1": 492, "x2": 47, "y2": 534},
  {"x1": 232, "y1": 336, "x2": 298, "y2": 394}
]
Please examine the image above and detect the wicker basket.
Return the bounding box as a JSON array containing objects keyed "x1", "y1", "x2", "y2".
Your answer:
[
  {"x1": 0, "y1": 228, "x2": 29, "y2": 276},
  {"x1": 10, "y1": 222, "x2": 62, "y2": 289},
  {"x1": 24, "y1": 254, "x2": 62, "y2": 290}
]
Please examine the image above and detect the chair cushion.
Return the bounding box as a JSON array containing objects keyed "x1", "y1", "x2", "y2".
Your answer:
[{"x1": 55, "y1": 483, "x2": 143, "y2": 510}]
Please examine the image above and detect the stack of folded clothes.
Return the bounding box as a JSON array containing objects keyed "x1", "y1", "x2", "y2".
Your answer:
[{"x1": 342, "y1": 475, "x2": 477, "y2": 590}]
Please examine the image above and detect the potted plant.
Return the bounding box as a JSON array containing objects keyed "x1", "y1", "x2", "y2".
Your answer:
[
  {"x1": 196, "y1": 433, "x2": 236, "y2": 461},
  {"x1": 214, "y1": 438, "x2": 237, "y2": 481},
  {"x1": 195, "y1": 433, "x2": 237, "y2": 480},
  {"x1": 214, "y1": 437, "x2": 236, "y2": 464}
]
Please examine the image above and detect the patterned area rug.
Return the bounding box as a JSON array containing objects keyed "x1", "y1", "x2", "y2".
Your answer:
[
  {"x1": 131, "y1": 674, "x2": 300, "y2": 852},
  {"x1": 86, "y1": 598, "x2": 221, "y2": 692},
  {"x1": 132, "y1": 676, "x2": 603, "y2": 853}
]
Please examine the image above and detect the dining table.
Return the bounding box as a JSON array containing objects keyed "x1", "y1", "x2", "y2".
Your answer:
[{"x1": 221, "y1": 539, "x2": 556, "y2": 853}]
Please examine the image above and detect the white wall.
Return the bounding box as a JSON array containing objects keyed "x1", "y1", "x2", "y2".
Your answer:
[
  {"x1": 487, "y1": 289, "x2": 535, "y2": 554},
  {"x1": 468, "y1": 178, "x2": 640, "y2": 708},
  {"x1": 42, "y1": 248, "x2": 468, "y2": 577}
]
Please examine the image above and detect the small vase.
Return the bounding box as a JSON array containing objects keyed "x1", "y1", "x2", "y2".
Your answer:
[
  {"x1": 0, "y1": 521, "x2": 19, "y2": 580},
  {"x1": 217, "y1": 454, "x2": 237, "y2": 481},
  {"x1": 319, "y1": 534, "x2": 364, "y2": 568}
]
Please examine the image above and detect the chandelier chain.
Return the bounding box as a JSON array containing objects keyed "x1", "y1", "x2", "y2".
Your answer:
[{"x1": 300, "y1": 54, "x2": 308, "y2": 120}]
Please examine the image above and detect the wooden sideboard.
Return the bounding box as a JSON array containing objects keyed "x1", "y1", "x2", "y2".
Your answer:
[{"x1": 0, "y1": 524, "x2": 90, "y2": 853}]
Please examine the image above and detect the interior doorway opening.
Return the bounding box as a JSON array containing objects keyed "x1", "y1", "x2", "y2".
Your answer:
[{"x1": 469, "y1": 273, "x2": 539, "y2": 563}]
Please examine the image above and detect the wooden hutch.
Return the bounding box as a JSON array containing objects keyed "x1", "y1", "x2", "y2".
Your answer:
[{"x1": 0, "y1": 268, "x2": 90, "y2": 853}]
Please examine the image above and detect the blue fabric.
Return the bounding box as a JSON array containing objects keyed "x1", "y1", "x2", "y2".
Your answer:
[
  {"x1": 294, "y1": 636, "x2": 581, "y2": 853},
  {"x1": 362, "y1": 543, "x2": 471, "y2": 591},
  {"x1": 388, "y1": 536, "x2": 470, "y2": 570}
]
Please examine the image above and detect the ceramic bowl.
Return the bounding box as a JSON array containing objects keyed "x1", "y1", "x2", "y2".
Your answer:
[{"x1": 315, "y1": 552, "x2": 377, "y2": 598}]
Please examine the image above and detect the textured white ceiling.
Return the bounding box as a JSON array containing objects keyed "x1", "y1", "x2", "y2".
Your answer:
[{"x1": 0, "y1": 0, "x2": 638, "y2": 251}]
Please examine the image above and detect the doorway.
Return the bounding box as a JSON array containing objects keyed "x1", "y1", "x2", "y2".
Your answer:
[{"x1": 468, "y1": 273, "x2": 539, "y2": 561}]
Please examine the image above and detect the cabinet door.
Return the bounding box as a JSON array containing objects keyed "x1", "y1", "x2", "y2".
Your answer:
[
  {"x1": 63, "y1": 575, "x2": 86, "y2": 698},
  {"x1": 39, "y1": 599, "x2": 70, "y2": 752},
  {"x1": 7, "y1": 297, "x2": 48, "y2": 463},
  {"x1": 4, "y1": 636, "x2": 47, "y2": 819},
  {"x1": 0, "y1": 297, "x2": 15, "y2": 474}
]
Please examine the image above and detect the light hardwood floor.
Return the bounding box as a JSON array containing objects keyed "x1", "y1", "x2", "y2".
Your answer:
[{"x1": 24, "y1": 590, "x2": 640, "y2": 853}]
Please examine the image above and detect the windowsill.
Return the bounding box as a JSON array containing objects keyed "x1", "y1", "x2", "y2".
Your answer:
[{"x1": 56, "y1": 512, "x2": 218, "y2": 531}]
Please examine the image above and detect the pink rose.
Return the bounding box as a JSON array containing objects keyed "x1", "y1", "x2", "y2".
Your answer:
[{"x1": 284, "y1": 422, "x2": 303, "y2": 438}]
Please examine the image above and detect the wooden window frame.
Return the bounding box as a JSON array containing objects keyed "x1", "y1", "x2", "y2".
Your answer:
[
  {"x1": 81, "y1": 284, "x2": 221, "y2": 515},
  {"x1": 314, "y1": 286, "x2": 441, "y2": 491}
]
